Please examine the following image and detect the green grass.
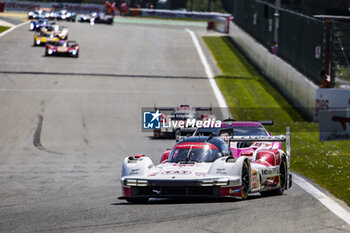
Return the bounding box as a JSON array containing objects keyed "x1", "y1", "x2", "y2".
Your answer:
[
  {"x1": 203, "y1": 36, "x2": 350, "y2": 206},
  {"x1": 0, "y1": 26, "x2": 10, "y2": 34}
]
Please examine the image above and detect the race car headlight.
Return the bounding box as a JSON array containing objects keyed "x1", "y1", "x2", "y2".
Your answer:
[
  {"x1": 200, "y1": 179, "x2": 229, "y2": 186},
  {"x1": 124, "y1": 179, "x2": 148, "y2": 186},
  {"x1": 215, "y1": 179, "x2": 229, "y2": 186},
  {"x1": 200, "y1": 180, "x2": 214, "y2": 186},
  {"x1": 137, "y1": 180, "x2": 148, "y2": 186}
]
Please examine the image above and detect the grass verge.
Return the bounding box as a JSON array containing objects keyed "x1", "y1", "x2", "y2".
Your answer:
[
  {"x1": 0, "y1": 26, "x2": 10, "y2": 34},
  {"x1": 203, "y1": 36, "x2": 350, "y2": 206}
]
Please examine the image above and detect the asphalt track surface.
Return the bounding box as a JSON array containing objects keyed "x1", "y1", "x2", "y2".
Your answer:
[{"x1": 0, "y1": 19, "x2": 349, "y2": 233}]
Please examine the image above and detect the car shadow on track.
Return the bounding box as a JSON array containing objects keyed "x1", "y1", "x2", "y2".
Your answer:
[{"x1": 111, "y1": 194, "x2": 263, "y2": 205}]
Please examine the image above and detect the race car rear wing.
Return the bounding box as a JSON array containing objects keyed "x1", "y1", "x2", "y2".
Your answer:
[
  {"x1": 225, "y1": 127, "x2": 291, "y2": 158},
  {"x1": 221, "y1": 119, "x2": 273, "y2": 125},
  {"x1": 258, "y1": 120, "x2": 273, "y2": 125},
  {"x1": 176, "y1": 127, "x2": 291, "y2": 158}
]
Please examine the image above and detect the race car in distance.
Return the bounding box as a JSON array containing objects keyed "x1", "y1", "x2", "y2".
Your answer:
[
  {"x1": 78, "y1": 12, "x2": 98, "y2": 23},
  {"x1": 33, "y1": 29, "x2": 68, "y2": 46},
  {"x1": 119, "y1": 131, "x2": 291, "y2": 203},
  {"x1": 29, "y1": 18, "x2": 56, "y2": 31},
  {"x1": 90, "y1": 13, "x2": 114, "y2": 25},
  {"x1": 192, "y1": 120, "x2": 280, "y2": 158},
  {"x1": 28, "y1": 10, "x2": 51, "y2": 19},
  {"x1": 53, "y1": 10, "x2": 77, "y2": 21},
  {"x1": 45, "y1": 40, "x2": 79, "y2": 58},
  {"x1": 41, "y1": 25, "x2": 69, "y2": 40},
  {"x1": 153, "y1": 104, "x2": 215, "y2": 138}
]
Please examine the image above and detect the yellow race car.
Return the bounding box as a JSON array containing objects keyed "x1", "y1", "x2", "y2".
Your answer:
[{"x1": 33, "y1": 28, "x2": 68, "y2": 46}]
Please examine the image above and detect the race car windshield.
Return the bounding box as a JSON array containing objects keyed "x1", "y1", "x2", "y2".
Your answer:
[
  {"x1": 168, "y1": 143, "x2": 220, "y2": 163},
  {"x1": 195, "y1": 126, "x2": 268, "y2": 136},
  {"x1": 234, "y1": 126, "x2": 268, "y2": 136},
  {"x1": 54, "y1": 41, "x2": 67, "y2": 47}
]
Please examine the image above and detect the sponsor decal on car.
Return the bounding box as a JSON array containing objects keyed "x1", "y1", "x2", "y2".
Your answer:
[
  {"x1": 130, "y1": 168, "x2": 140, "y2": 175},
  {"x1": 172, "y1": 163, "x2": 195, "y2": 167},
  {"x1": 216, "y1": 168, "x2": 227, "y2": 175},
  {"x1": 195, "y1": 172, "x2": 208, "y2": 176},
  {"x1": 261, "y1": 167, "x2": 279, "y2": 176},
  {"x1": 229, "y1": 188, "x2": 241, "y2": 194},
  {"x1": 161, "y1": 170, "x2": 191, "y2": 175}
]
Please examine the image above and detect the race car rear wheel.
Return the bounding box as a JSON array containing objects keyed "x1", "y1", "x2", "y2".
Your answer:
[
  {"x1": 125, "y1": 198, "x2": 149, "y2": 204},
  {"x1": 241, "y1": 160, "x2": 250, "y2": 200},
  {"x1": 275, "y1": 157, "x2": 287, "y2": 195},
  {"x1": 260, "y1": 157, "x2": 287, "y2": 196}
]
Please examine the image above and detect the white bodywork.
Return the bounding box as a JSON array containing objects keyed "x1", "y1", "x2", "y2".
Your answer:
[
  {"x1": 120, "y1": 130, "x2": 291, "y2": 200},
  {"x1": 122, "y1": 155, "x2": 246, "y2": 186}
]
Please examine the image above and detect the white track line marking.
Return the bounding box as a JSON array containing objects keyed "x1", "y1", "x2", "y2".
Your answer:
[
  {"x1": 0, "y1": 88, "x2": 211, "y2": 95},
  {"x1": 185, "y1": 28, "x2": 230, "y2": 118},
  {"x1": 186, "y1": 28, "x2": 350, "y2": 226},
  {"x1": 0, "y1": 21, "x2": 28, "y2": 38},
  {"x1": 293, "y1": 173, "x2": 350, "y2": 225}
]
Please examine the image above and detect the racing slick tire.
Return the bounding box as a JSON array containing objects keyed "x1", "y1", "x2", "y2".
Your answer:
[
  {"x1": 75, "y1": 52, "x2": 79, "y2": 58},
  {"x1": 45, "y1": 48, "x2": 48, "y2": 56},
  {"x1": 241, "y1": 160, "x2": 250, "y2": 200},
  {"x1": 260, "y1": 157, "x2": 287, "y2": 197},
  {"x1": 125, "y1": 198, "x2": 149, "y2": 204},
  {"x1": 153, "y1": 130, "x2": 160, "y2": 139}
]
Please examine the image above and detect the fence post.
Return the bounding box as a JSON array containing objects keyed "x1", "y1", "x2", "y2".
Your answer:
[
  {"x1": 274, "y1": 0, "x2": 281, "y2": 43},
  {"x1": 323, "y1": 20, "x2": 333, "y2": 86}
]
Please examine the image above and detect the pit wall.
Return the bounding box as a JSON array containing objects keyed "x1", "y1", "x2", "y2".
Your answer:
[{"x1": 229, "y1": 22, "x2": 318, "y2": 120}]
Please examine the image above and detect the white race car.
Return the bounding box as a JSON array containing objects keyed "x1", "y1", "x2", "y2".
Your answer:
[
  {"x1": 119, "y1": 128, "x2": 291, "y2": 203},
  {"x1": 153, "y1": 104, "x2": 215, "y2": 138}
]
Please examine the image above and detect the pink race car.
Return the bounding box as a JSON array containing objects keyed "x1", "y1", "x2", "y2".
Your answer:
[
  {"x1": 150, "y1": 123, "x2": 292, "y2": 201},
  {"x1": 162, "y1": 120, "x2": 281, "y2": 162}
]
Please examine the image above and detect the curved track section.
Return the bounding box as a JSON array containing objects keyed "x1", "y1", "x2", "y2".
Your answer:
[{"x1": 0, "y1": 20, "x2": 349, "y2": 233}]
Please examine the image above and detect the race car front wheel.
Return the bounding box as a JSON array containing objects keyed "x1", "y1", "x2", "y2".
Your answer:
[{"x1": 241, "y1": 160, "x2": 250, "y2": 200}]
